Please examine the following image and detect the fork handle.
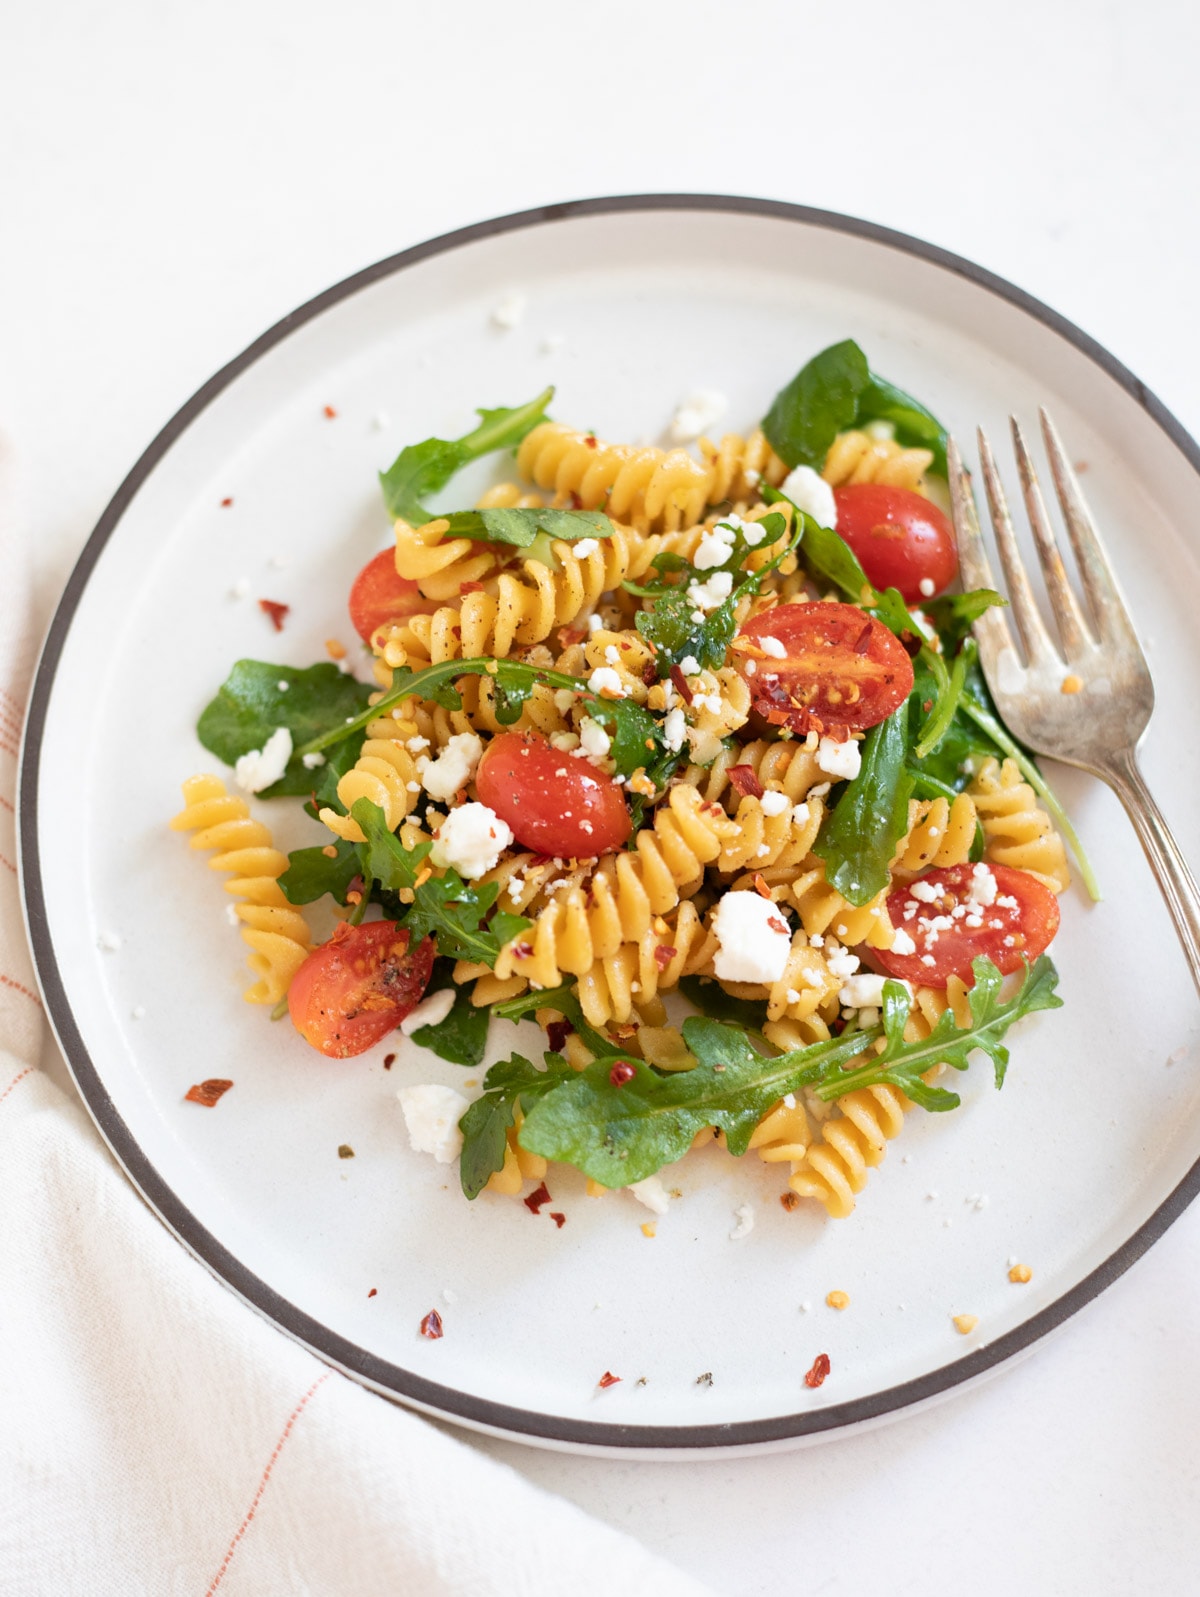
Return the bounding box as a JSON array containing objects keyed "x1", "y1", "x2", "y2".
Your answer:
[{"x1": 1098, "y1": 748, "x2": 1200, "y2": 1002}]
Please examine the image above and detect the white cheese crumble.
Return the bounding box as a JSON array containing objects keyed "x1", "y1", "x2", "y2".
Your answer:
[
  {"x1": 628, "y1": 1175, "x2": 671, "y2": 1215},
  {"x1": 712, "y1": 892, "x2": 792, "y2": 983},
  {"x1": 572, "y1": 538, "x2": 599, "y2": 559},
  {"x1": 430, "y1": 802, "x2": 513, "y2": 879},
  {"x1": 578, "y1": 717, "x2": 611, "y2": 760},
  {"x1": 838, "y1": 973, "x2": 909, "y2": 1009},
  {"x1": 686, "y1": 570, "x2": 734, "y2": 613},
  {"x1": 399, "y1": 988, "x2": 457, "y2": 1036},
  {"x1": 730, "y1": 1203, "x2": 755, "y2": 1240},
  {"x1": 419, "y1": 732, "x2": 483, "y2": 803},
  {"x1": 301, "y1": 751, "x2": 325, "y2": 769},
  {"x1": 587, "y1": 666, "x2": 625, "y2": 698},
  {"x1": 693, "y1": 520, "x2": 737, "y2": 571},
  {"x1": 229, "y1": 576, "x2": 251, "y2": 600},
  {"x1": 669, "y1": 388, "x2": 728, "y2": 443},
  {"x1": 490, "y1": 292, "x2": 527, "y2": 330},
  {"x1": 825, "y1": 943, "x2": 860, "y2": 979},
  {"x1": 759, "y1": 635, "x2": 787, "y2": 659},
  {"x1": 679, "y1": 655, "x2": 700, "y2": 677},
  {"x1": 968, "y1": 862, "x2": 998, "y2": 906},
  {"x1": 759, "y1": 789, "x2": 790, "y2": 818},
  {"x1": 816, "y1": 736, "x2": 862, "y2": 782},
  {"x1": 662, "y1": 707, "x2": 687, "y2": 752},
  {"x1": 586, "y1": 613, "x2": 603, "y2": 632},
  {"x1": 780, "y1": 464, "x2": 838, "y2": 528},
  {"x1": 96, "y1": 930, "x2": 123, "y2": 952},
  {"x1": 234, "y1": 727, "x2": 293, "y2": 794},
  {"x1": 919, "y1": 577, "x2": 936, "y2": 597},
  {"x1": 890, "y1": 927, "x2": 917, "y2": 956},
  {"x1": 396, "y1": 1084, "x2": 470, "y2": 1164}
]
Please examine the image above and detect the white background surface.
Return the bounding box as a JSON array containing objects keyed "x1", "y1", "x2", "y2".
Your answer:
[{"x1": 4, "y1": 2, "x2": 1200, "y2": 1592}]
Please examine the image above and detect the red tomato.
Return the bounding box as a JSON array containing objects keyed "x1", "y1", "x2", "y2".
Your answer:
[
  {"x1": 288, "y1": 921, "x2": 434, "y2": 1058},
  {"x1": 874, "y1": 862, "x2": 1060, "y2": 989},
  {"x1": 475, "y1": 732, "x2": 631, "y2": 857},
  {"x1": 348, "y1": 548, "x2": 436, "y2": 643},
  {"x1": 832, "y1": 484, "x2": 957, "y2": 603},
  {"x1": 734, "y1": 602, "x2": 914, "y2": 736}
]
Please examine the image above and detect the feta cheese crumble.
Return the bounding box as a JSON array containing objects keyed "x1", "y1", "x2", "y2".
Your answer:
[
  {"x1": 587, "y1": 666, "x2": 625, "y2": 698},
  {"x1": 816, "y1": 736, "x2": 862, "y2": 782},
  {"x1": 572, "y1": 538, "x2": 599, "y2": 559},
  {"x1": 780, "y1": 464, "x2": 838, "y2": 528},
  {"x1": 838, "y1": 973, "x2": 908, "y2": 1009},
  {"x1": 234, "y1": 727, "x2": 293, "y2": 794},
  {"x1": 712, "y1": 892, "x2": 792, "y2": 983},
  {"x1": 578, "y1": 717, "x2": 611, "y2": 760},
  {"x1": 301, "y1": 751, "x2": 326, "y2": 769},
  {"x1": 399, "y1": 988, "x2": 457, "y2": 1036},
  {"x1": 758, "y1": 635, "x2": 787, "y2": 658},
  {"x1": 419, "y1": 732, "x2": 483, "y2": 803},
  {"x1": 759, "y1": 789, "x2": 790, "y2": 818},
  {"x1": 628, "y1": 1175, "x2": 671, "y2": 1215},
  {"x1": 490, "y1": 292, "x2": 527, "y2": 330},
  {"x1": 662, "y1": 707, "x2": 687, "y2": 752},
  {"x1": 396, "y1": 1084, "x2": 470, "y2": 1164},
  {"x1": 730, "y1": 1203, "x2": 755, "y2": 1240},
  {"x1": 693, "y1": 520, "x2": 737, "y2": 571},
  {"x1": 685, "y1": 570, "x2": 734, "y2": 613},
  {"x1": 430, "y1": 802, "x2": 513, "y2": 879},
  {"x1": 669, "y1": 388, "x2": 728, "y2": 443},
  {"x1": 890, "y1": 927, "x2": 917, "y2": 956}
]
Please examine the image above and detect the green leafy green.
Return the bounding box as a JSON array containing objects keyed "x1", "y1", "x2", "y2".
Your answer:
[
  {"x1": 407, "y1": 963, "x2": 490, "y2": 1067},
  {"x1": 439, "y1": 506, "x2": 613, "y2": 547},
  {"x1": 379, "y1": 388, "x2": 553, "y2": 523},
  {"x1": 197, "y1": 661, "x2": 374, "y2": 797},
  {"x1": 813, "y1": 711, "x2": 915, "y2": 907},
  {"x1": 815, "y1": 956, "x2": 1063, "y2": 1108},
  {"x1": 493, "y1": 984, "x2": 612, "y2": 1058},
  {"x1": 458, "y1": 1052, "x2": 577, "y2": 1199},
  {"x1": 677, "y1": 976, "x2": 770, "y2": 1032},
  {"x1": 278, "y1": 838, "x2": 359, "y2": 905},
  {"x1": 762, "y1": 340, "x2": 950, "y2": 476}
]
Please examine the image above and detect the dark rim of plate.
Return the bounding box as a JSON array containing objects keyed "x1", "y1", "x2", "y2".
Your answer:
[{"x1": 20, "y1": 194, "x2": 1200, "y2": 1452}]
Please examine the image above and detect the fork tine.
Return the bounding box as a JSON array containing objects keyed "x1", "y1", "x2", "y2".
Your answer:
[
  {"x1": 946, "y1": 434, "x2": 1018, "y2": 670},
  {"x1": 1039, "y1": 407, "x2": 1141, "y2": 648},
  {"x1": 977, "y1": 426, "x2": 1060, "y2": 666},
  {"x1": 1010, "y1": 416, "x2": 1093, "y2": 658}
]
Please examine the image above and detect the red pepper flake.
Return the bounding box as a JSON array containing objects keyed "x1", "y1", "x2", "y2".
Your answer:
[
  {"x1": 545, "y1": 1018, "x2": 573, "y2": 1053},
  {"x1": 549, "y1": 1211, "x2": 566, "y2": 1229},
  {"x1": 641, "y1": 659, "x2": 658, "y2": 687},
  {"x1": 780, "y1": 1190, "x2": 801, "y2": 1211},
  {"x1": 597, "y1": 1370, "x2": 621, "y2": 1388},
  {"x1": 461, "y1": 580, "x2": 485, "y2": 594},
  {"x1": 323, "y1": 404, "x2": 338, "y2": 419},
  {"x1": 220, "y1": 496, "x2": 234, "y2": 508},
  {"x1": 185, "y1": 1078, "x2": 234, "y2": 1107},
  {"x1": 382, "y1": 1053, "x2": 395, "y2": 1070},
  {"x1": 368, "y1": 1288, "x2": 377, "y2": 1298},
  {"x1": 609, "y1": 1060, "x2": 636, "y2": 1087},
  {"x1": 852, "y1": 622, "x2": 874, "y2": 655},
  {"x1": 569, "y1": 490, "x2": 583, "y2": 508},
  {"x1": 258, "y1": 598, "x2": 290, "y2": 632},
  {"x1": 556, "y1": 624, "x2": 586, "y2": 648},
  {"x1": 419, "y1": 1309, "x2": 444, "y2": 1340},
  {"x1": 584, "y1": 434, "x2": 598, "y2": 450},
  {"x1": 752, "y1": 872, "x2": 772, "y2": 900},
  {"x1": 923, "y1": 699, "x2": 933, "y2": 713},
  {"x1": 653, "y1": 945, "x2": 677, "y2": 970},
  {"x1": 767, "y1": 915, "x2": 789, "y2": 935},
  {"x1": 524, "y1": 1181, "x2": 552, "y2": 1214},
  {"x1": 669, "y1": 664, "x2": 694, "y2": 705},
  {"x1": 728, "y1": 764, "x2": 765, "y2": 799},
  {"x1": 804, "y1": 1352, "x2": 832, "y2": 1389}
]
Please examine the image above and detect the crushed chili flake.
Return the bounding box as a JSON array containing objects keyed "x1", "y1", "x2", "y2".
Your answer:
[
  {"x1": 669, "y1": 664, "x2": 694, "y2": 705},
  {"x1": 461, "y1": 580, "x2": 486, "y2": 595},
  {"x1": 728, "y1": 764, "x2": 765, "y2": 799},
  {"x1": 220, "y1": 496, "x2": 233, "y2": 508},
  {"x1": 524, "y1": 1182, "x2": 552, "y2": 1214},
  {"x1": 549, "y1": 1211, "x2": 566, "y2": 1229},
  {"x1": 323, "y1": 403, "x2": 337, "y2": 419},
  {"x1": 752, "y1": 872, "x2": 772, "y2": 900},
  {"x1": 569, "y1": 490, "x2": 583, "y2": 508},
  {"x1": 185, "y1": 1078, "x2": 234, "y2": 1107},
  {"x1": 852, "y1": 622, "x2": 873, "y2": 655},
  {"x1": 653, "y1": 945, "x2": 677, "y2": 970},
  {"x1": 368, "y1": 1288, "x2": 377, "y2": 1298},
  {"x1": 382, "y1": 1053, "x2": 395, "y2": 1070},
  {"x1": 258, "y1": 599, "x2": 290, "y2": 632},
  {"x1": 419, "y1": 1309, "x2": 444, "y2": 1340},
  {"x1": 584, "y1": 434, "x2": 598, "y2": 450},
  {"x1": 780, "y1": 1190, "x2": 801, "y2": 1211},
  {"x1": 609, "y1": 1060, "x2": 636, "y2": 1087},
  {"x1": 597, "y1": 1370, "x2": 621, "y2": 1388},
  {"x1": 642, "y1": 658, "x2": 658, "y2": 687},
  {"x1": 337, "y1": 1144, "x2": 355, "y2": 1159},
  {"x1": 545, "y1": 1019, "x2": 573, "y2": 1053},
  {"x1": 804, "y1": 1353, "x2": 832, "y2": 1389},
  {"x1": 556, "y1": 624, "x2": 586, "y2": 648}
]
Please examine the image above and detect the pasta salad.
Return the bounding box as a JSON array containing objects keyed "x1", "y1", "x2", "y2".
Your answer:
[{"x1": 175, "y1": 340, "x2": 1083, "y2": 1219}]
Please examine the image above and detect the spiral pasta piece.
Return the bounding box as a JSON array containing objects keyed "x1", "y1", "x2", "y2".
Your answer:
[
  {"x1": 318, "y1": 717, "x2": 423, "y2": 843},
  {"x1": 967, "y1": 756, "x2": 1070, "y2": 893},
  {"x1": 574, "y1": 898, "x2": 716, "y2": 1027},
  {"x1": 748, "y1": 858, "x2": 896, "y2": 950},
  {"x1": 517, "y1": 422, "x2": 713, "y2": 533},
  {"x1": 696, "y1": 430, "x2": 790, "y2": 503},
  {"x1": 747, "y1": 1098, "x2": 811, "y2": 1164},
  {"x1": 891, "y1": 794, "x2": 978, "y2": 879},
  {"x1": 393, "y1": 517, "x2": 502, "y2": 603},
  {"x1": 170, "y1": 775, "x2": 313, "y2": 1004},
  {"x1": 821, "y1": 428, "x2": 933, "y2": 492}
]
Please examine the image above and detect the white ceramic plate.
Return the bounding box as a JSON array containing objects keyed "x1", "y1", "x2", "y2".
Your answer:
[{"x1": 22, "y1": 197, "x2": 1200, "y2": 1457}]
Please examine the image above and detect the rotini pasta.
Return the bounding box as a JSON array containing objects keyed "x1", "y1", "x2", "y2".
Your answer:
[{"x1": 968, "y1": 756, "x2": 1071, "y2": 894}]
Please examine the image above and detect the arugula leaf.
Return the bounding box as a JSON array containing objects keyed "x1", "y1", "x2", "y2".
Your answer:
[
  {"x1": 493, "y1": 984, "x2": 612, "y2": 1058},
  {"x1": 408, "y1": 962, "x2": 490, "y2": 1067},
  {"x1": 815, "y1": 956, "x2": 1063, "y2": 1107},
  {"x1": 197, "y1": 661, "x2": 374, "y2": 797},
  {"x1": 518, "y1": 1020, "x2": 875, "y2": 1187},
  {"x1": 379, "y1": 388, "x2": 553, "y2": 523},
  {"x1": 278, "y1": 838, "x2": 359, "y2": 905},
  {"x1": 677, "y1": 976, "x2": 770, "y2": 1032},
  {"x1": 813, "y1": 711, "x2": 915, "y2": 907},
  {"x1": 458, "y1": 1051, "x2": 577, "y2": 1199},
  {"x1": 762, "y1": 340, "x2": 950, "y2": 477},
  {"x1": 439, "y1": 507, "x2": 613, "y2": 547},
  {"x1": 923, "y1": 589, "x2": 1007, "y2": 645}
]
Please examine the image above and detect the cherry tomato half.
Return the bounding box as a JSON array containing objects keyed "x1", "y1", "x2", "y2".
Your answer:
[
  {"x1": 734, "y1": 601, "x2": 914, "y2": 736},
  {"x1": 476, "y1": 732, "x2": 631, "y2": 858},
  {"x1": 874, "y1": 862, "x2": 1060, "y2": 989},
  {"x1": 288, "y1": 921, "x2": 434, "y2": 1058},
  {"x1": 832, "y1": 484, "x2": 957, "y2": 604},
  {"x1": 348, "y1": 548, "x2": 436, "y2": 644}
]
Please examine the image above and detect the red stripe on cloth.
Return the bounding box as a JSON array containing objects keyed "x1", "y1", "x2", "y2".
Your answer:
[
  {"x1": 0, "y1": 795, "x2": 14, "y2": 813},
  {"x1": 0, "y1": 686, "x2": 26, "y2": 714},
  {"x1": 0, "y1": 974, "x2": 43, "y2": 1009},
  {"x1": 204, "y1": 1371, "x2": 332, "y2": 1594},
  {"x1": 0, "y1": 738, "x2": 18, "y2": 760},
  {"x1": 0, "y1": 853, "x2": 16, "y2": 875},
  {"x1": 0, "y1": 1067, "x2": 34, "y2": 1107}
]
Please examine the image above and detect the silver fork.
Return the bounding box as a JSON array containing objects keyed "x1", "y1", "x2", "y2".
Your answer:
[{"x1": 947, "y1": 412, "x2": 1200, "y2": 1000}]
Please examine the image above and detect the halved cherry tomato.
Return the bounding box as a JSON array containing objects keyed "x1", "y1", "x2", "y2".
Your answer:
[
  {"x1": 348, "y1": 548, "x2": 436, "y2": 643},
  {"x1": 288, "y1": 920, "x2": 434, "y2": 1058},
  {"x1": 476, "y1": 732, "x2": 631, "y2": 858},
  {"x1": 831, "y1": 484, "x2": 957, "y2": 604},
  {"x1": 734, "y1": 602, "x2": 914, "y2": 736},
  {"x1": 874, "y1": 862, "x2": 1060, "y2": 989}
]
